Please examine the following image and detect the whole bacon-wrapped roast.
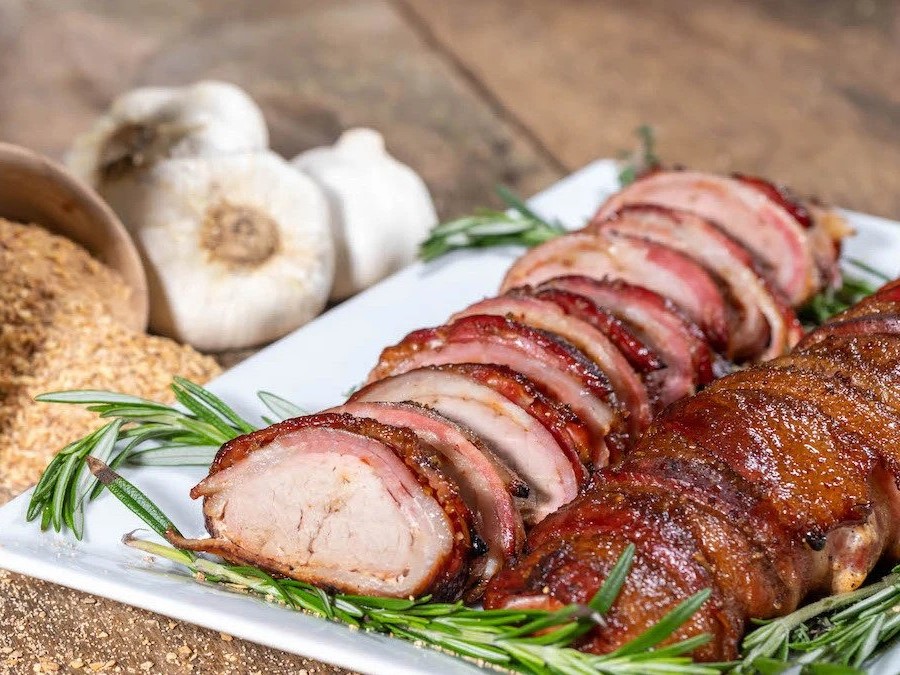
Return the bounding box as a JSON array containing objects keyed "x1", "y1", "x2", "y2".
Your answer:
[{"x1": 173, "y1": 170, "x2": 878, "y2": 660}]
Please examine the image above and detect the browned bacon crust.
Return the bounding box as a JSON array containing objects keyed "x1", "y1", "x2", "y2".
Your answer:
[{"x1": 485, "y1": 281, "x2": 900, "y2": 660}]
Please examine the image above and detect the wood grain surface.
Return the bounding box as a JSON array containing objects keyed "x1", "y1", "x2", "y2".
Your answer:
[{"x1": 1, "y1": 1, "x2": 899, "y2": 673}]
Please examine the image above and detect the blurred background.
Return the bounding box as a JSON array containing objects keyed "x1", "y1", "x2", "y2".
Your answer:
[
  {"x1": 1, "y1": 0, "x2": 899, "y2": 219},
  {"x1": 1, "y1": 1, "x2": 899, "y2": 673}
]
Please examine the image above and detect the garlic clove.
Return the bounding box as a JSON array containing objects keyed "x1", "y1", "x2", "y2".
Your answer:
[
  {"x1": 101, "y1": 150, "x2": 334, "y2": 351},
  {"x1": 67, "y1": 80, "x2": 268, "y2": 189},
  {"x1": 293, "y1": 128, "x2": 437, "y2": 301}
]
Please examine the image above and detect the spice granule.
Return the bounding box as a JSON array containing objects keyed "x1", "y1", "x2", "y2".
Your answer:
[{"x1": 0, "y1": 218, "x2": 221, "y2": 501}]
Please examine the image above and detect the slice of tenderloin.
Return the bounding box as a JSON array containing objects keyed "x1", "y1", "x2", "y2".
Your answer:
[
  {"x1": 368, "y1": 314, "x2": 623, "y2": 465},
  {"x1": 451, "y1": 293, "x2": 650, "y2": 440},
  {"x1": 538, "y1": 276, "x2": 716, "y2": 410},
  {"x1": 499, "y1": 231, "x2": 730, "y2": 351},
  {"x1": 526, "y1": 287, "x2": 664, "y2": 375},
  {"x1": 589, "y1": 205, "x2": 802, "y2": 361},
  {"x1": 733, "y1": 173, "x2": 848, "y2": 289},
  {"x1": 352, "y1": 366, "x2": 587, "y2": 524},
  {"x1": 327, "y1": 400, "x2": 525, "y2": 596},
  {"x1": 439, "y1": 363, "x2": 592, "y2": 466},
  {"x1": 593, "y1": 170, "x2": 822, "y2": 305},
  {"x1": 172, "y1": 413, "x2": 474, "y2": 600}
]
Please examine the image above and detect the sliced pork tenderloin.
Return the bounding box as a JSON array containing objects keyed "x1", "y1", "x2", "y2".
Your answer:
[
  {"x1": 594, "y1": 169, "x2": 833, "y2": 304},
  {"x1": 537, "y1": 276, "x2": 716, "y2": 410},
  {"x1": 451, "y1": 292, "x2": 651, "y2": 440},
  {"x1": 438, "y1": 363, "x2": 591, "y2": 466},
  {"x1": 733, "y1": 173, "x2": 848, "y2": 289},
  {"x1": 526, "y1": 287, "x2": 664, "y2": 375},
  {"x1": 588, "y1": 204, "x2": 802, "y2": 361},
  {"x1": 367, "y1": 314, "x2": 624, "y2": 465},
  {"x1": 499, "y1": 231, "x2": 730, "y2": 351},
  {"x1": 327, "y1": 400, "x2": 525, "y2": 596},
  {"x1": 172, "y1": 413, "x2": 475, "y2": 600},
  {"x1": 352, "y1": 366, "x2": 587, "y2": 524}
]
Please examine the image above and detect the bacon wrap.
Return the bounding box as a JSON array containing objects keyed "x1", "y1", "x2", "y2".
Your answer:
[{"x1": 485, "y1": 279, "x2": 900, "y2": 661}]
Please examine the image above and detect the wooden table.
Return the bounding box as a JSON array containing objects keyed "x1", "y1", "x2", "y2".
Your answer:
[{"x1": 1, "y1": 1, "x2": 898, "y2": 672}]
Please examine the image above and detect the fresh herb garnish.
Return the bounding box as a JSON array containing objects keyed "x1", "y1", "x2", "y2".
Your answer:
[
  {"x1": 740, "y1": 565, "x2": 900, "y2": 672},
  {"x1": 26, "y1": 378, "x2": 257, "y2": 539},
  {"x1": 797, "y1": 259, "x2": 889, "y2": 327},
  {"x1": 419, "y1": 128, "x2": 662, "y2": 263},
  {"x1": 89, "y1": 457, "x2": 718, "y2": 675},
  {"x1": 617, "y1": 125, "x2": 659, "y2": 187},
  {"x1": 419, "y1": 185, "x2": 566, "y2": 262}
]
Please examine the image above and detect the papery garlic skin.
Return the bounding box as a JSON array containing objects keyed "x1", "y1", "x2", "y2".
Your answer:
[
  {"x1": 293, "y1": 128, "x2": 437, "y2": 300},
  {"x1": 67, "y1": 81, "x2": 268, "y2": 189},
  {"x1": 101, "y1": 151, "x2": 334, "y2": 351}
]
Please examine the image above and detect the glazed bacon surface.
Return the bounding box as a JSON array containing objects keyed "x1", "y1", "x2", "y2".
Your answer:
[
  {"x1": 484, "y1": 280, "x2": 900, "y2": 660},
  {"x1": 180, "y1": 168, "x2": 854, "y2": 635}
]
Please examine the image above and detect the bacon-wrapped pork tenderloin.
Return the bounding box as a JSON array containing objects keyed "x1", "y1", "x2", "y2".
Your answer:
[
  {"x1": 536, "y1": 276, "x2": 718, "y2": 410},
  {"x1": 593, "y1": 170, "x2": 848, "y2": 304},
  {"x1": 351, "y1": 365, "x2": 588, "y2": 523},
  {"x1": 369, "y1": 314, "x2": 625, "y2": 464},
  {"x1": 326, "y1": 401, "x2": 525, "y2": 597},
  {"x1": 500, "y1": 230, "x2": 731, "y2": 351},
  {"x1": 451, "y1": 292, "x2": 651, "y2": 439},
  {"x1": 587, "y1": 204, "x2": 802, "y2": 361},
  {"x1": 172, "y1": 413, "x2": 476, "y2": 600},
  {"x1": 484, "y1": 280, "x2": 900, "y2": 660},
  {"x1": 180, "y1": 168, "x2": 851, "y2": 612}
]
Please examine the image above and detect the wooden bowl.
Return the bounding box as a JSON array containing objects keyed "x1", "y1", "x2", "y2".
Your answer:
[{"x1": 0, "y1": 142, "x2": 148, "y2": 331}]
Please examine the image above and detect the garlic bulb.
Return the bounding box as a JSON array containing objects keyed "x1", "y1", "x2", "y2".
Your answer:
[
  {"x1": 67, "y1": 80, "x2": 268, "y2": 189},
  {"x1": 100, "y1": 150, "x2": 334, "y2": 351},
  {"x1": 293, "y1": 128, "x2": 437, "y2": 300}
]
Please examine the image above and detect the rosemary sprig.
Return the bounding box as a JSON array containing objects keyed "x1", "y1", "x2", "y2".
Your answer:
[
  {"x1": 89, "y1": 457, "x2": 718, "y2": 675},
  {"x1": 740, "y1": 565, "x2": 900, "y2": 672},
  {"x1": 419, "y1": 185, "x2": 566, "y2": 262},
  {"x1": 26, "y1": 377, "x2": 257, "y2": 539},
  {"x1": 797, "y1": 258, "x2": 888, "y2": 327},
  {"x1": 617, "y1": 125, "x2": 659, "y2": 187},
  {"x1": 257, "y1": 390, "x2": 305, "y2": 425}
]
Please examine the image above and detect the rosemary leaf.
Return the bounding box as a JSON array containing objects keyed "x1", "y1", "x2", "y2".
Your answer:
[
  {"x1": 258, "y1": 390, "x2": 306, "y2": 421},
  {"x1": 86, "y1": 457, "x2": 188, "y2": 546},
  {"x1": 589, "y1": 543, "x2": 635, "y2": 615},
  {"x1": 610, "y1": 589, "x2": 712, "y2": 656},
  {"x1": 617, "y1": 125, "x2": 659, "y2": 187},
  {"x1": 127, "y1": 445, "x2": 219, "y2": 466},
  {"x1": 173, "y1": 377, "x2": 256, "y2": 434},
  {"x1": 420, "y1": 187, "x2": 566, "y2": 262}
]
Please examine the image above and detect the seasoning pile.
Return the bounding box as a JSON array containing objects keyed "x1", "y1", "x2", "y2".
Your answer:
[{"x1": 0, "y1": 218, "x2": 220, "y2": 502}]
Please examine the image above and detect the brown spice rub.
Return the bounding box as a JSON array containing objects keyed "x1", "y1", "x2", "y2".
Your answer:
[{"x1": 0, "y1": 218, "x2": 221, "y2": 501}]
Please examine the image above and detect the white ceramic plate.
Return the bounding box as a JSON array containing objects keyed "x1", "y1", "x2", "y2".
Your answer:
[{"x1": 2, "y1": 160, "x2": 900, "y2": 674}]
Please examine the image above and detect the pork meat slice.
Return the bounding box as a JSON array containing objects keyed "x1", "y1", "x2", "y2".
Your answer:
[
  {"x1": 589, "y1": 204, "x2": 801, "y2": 361},
  {"x1": 352, "y1": 366, "x2": 587, "y2": 524},
  {"x1": 172, "y1": 413, "x2": 474, "y2": 600},
  {"x1": 438, "y1": 363, "x2": 592, "y2": 466},
  {"x1": 526, "y1": 287, "x2": 664, "y2": 374},
  {"x1": 327, "y1": 400, "x2": 525, "y2": 596},
  {"x1": 538, "y1": 275, "x2": 716, "y2": 410},
  {"x1": 368, "y1": 314, "x2": 624, "y2": 464},
  {"x1": 594, "y1": 169, "x2": 823, "y2": 304},
  {"x1": 500, "y1": 231, "x2": 730, "y2": 351},
  {"x1": 451, "y1": 292, "x2": 650, "y2": 441},
  {"x1": 734, "y1": 173, "x2": 847, "y2": 289}
]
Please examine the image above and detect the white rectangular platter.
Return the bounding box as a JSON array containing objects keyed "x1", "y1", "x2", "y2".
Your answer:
[{"x1": 2, "y1": 159, "x2": 900, "y2": 674}]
